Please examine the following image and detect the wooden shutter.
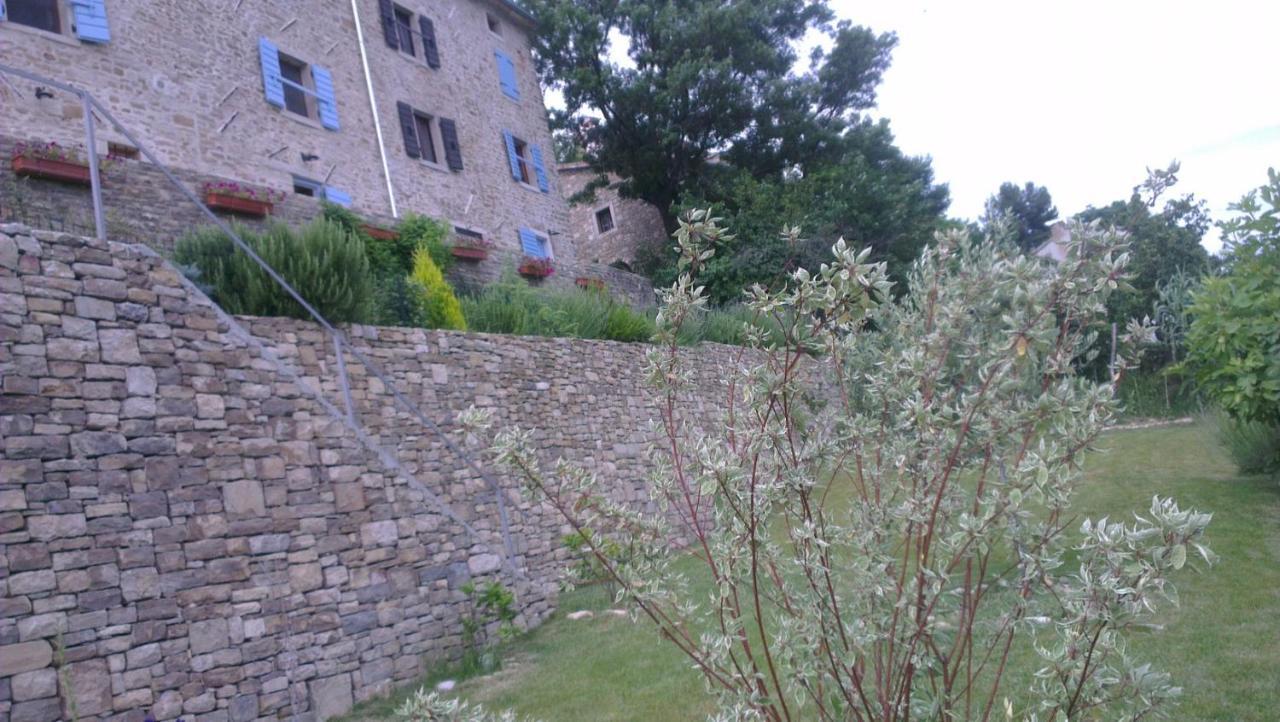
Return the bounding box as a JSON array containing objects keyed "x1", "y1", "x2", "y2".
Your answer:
[
  {"x1": 312, "y1": 65, "x2": 340, "y2": 130},
  {"x1": 530, "y1": 144, "x2": 549, "y2": 192},
  {"x1": 71, "y1": 0, "x2": 111, "y2": 43},
  {"x1": 502, "y1": 131, "x2": 521, "y2": 180},
  {"x1": 258, "y1": 38, "x2": 285, "y2": 108},
  {"x1": 0, "y1": 2, "x2": 7, "y2": 22},
  {"x1": 495, "y1": 50, "x2": 519, "y2": 100},
  {"x1": 397, "y1": 102, "x2": 420, "y2": 158},
  {"x1": 378, "y1": 0, "x2": 398, "y2": 49},
  {"x1": 518, "y1": 228, "x2": 545, "y2": 258},
  {"x1": 439, "y1": 118, "x2": 463, "y2": 171},
  {"x1": 419, "y1": 16, "x2": 440, "y2": 69}
]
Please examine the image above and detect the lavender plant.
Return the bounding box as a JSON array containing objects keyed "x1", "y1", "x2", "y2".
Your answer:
[{"x1": 463, "y1": 211, "x2": 1214, "y2": 721}]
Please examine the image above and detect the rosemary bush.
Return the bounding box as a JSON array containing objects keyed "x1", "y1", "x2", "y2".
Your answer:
[{"x1": 462, "y1": 212, "x2": 1214, "y2": 721}]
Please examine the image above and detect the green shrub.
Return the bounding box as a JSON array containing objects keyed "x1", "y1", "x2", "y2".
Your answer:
[
  {"x1": 397, "y1": 213, "x2": 452, "y2": 274},
  {"x1": 461, "y1": 275, "x2": 655, "y2": 342},
  {"x1": 175, "y1": 219, "x2": 373, "y2": 323},
  {"x1": 1208, "y1": 411, "x2": 1280, "y2": 475},
  {"x1": 1116, "y1": 371, "x2": 1202, "y2": 419},
  {"x1": 674, "y1": 304, "x2": 788, "y2": 346},
  {"x1": 409, "y1": 247, "x2": 466, "y2": 330}
]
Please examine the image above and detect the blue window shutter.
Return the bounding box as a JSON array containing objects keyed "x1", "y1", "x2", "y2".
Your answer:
[
  {"x1": 502, "y1": 131, "x2": 521, "y2": 181},
  {"x1": 1, "y1": 2, "x2": 10, "y2": 22},
  {"x1": 259, "y1": 38, "x2": 285, "y2": 108},
  {"x1": 530, "y1": 144, "x2": 549, "y2": 193},
  {"x1": 71, "y1": 0, "x2": 110, "y2": 43},
  {"x1": 518, "y1": 227, "x2": 545, "y2": 258},
  {"x1": 312, "y1": 65, "x2": 340, "y2": 130},
  {"x1": 324, "y1": 187, "x2": 352, "y2": 207},
  {"x1": 495, "y1": 50, "x2": 519, "y2": 101}
]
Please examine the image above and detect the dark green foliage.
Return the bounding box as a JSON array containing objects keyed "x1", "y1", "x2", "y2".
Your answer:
[
  {"x1": 461, "y1": 276, "x2": 655, "y2": 343},
  {"x1": 983, "y1": 181, "x2": 1059, "y2": 253},
  {"x1": 1183, "y1": 168, "x2": 1280, "y2": 428},
  {"x1": 1076, "y1": 163, "x2": 1210, "y2": 328},
  {"x1": 396, "y1": 213, "x2": 452, "y2": 274},
  {"x1": 1116, "y1": 371, "x2": 1202, "y2": 420},
  {"x1": 459, "y1": 581, "x2": 518, "y2": 675},
  {"x1": 1209, "y1": 412, "x2": 1280, "y2": 475},
  {"x1": 643, "y1": 123, "x2": 948, "y2": 302},
  {"x1": 174, "y1": 220, "x2": 373, "y2": 323},
  {"x1": 673, "y1": 305, "x2": 789, "y2": 347}
]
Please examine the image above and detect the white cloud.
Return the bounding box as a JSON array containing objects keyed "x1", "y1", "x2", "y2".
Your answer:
[{"x1": 833, "y1": 0, "x2": 1280, "y2": 252}]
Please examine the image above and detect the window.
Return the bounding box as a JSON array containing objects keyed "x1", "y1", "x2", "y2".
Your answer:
[
  {"x1": 512, "y1": 137, "x2": 532, "y2": 184},
  {"x1": 595, "y1": 207, "x2": 615, "y2": 234},
  {"x1": 518, "y1": 227, "x2": 552, "y2": 259},
  {"x1": 279, "y1": 55, "x2": 311, "y2": 117},
  {"x1": 293, "y1": 176, "x2": 323, "y2": 197},
  {"x1": 8, "y1": 0, "x2": 61, "y2": 33},
  {"x1": 107, "y1": 142, "x2": 139, "y2": 160},
  {"x1": 486, "y1": 12, "x2": 501, "y2": 36},
  {"x1": 393, "y1": 6, "x2": 415, "y2": 57},
  {"x1": 413, "y1": 112, "x2": 438, "y2": 164}
]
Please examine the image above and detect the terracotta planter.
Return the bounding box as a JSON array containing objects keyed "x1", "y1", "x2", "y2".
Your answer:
[
  {"x1": 575, "y1": 277, "x2": 605, "y2": 291},
  {"x1": 451, "y1": 245, "x2": 489, "y2": 261},
  {"x1": 362, "y1": 224, "x2": 398, "y2": 240},
  {"x1": 205, "y1": 192, "x2": 273, "y2": 217},
  {"x1": 518, "y1": 261, "x2": 554, "y2": 279},
  {"x1": 11, "y1": 155, "x2": 91, "y2": 185}
]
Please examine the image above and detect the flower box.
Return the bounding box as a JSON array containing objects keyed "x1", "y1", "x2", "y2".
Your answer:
[
  {"x1": 518, "y1": 257, "x2": 554, "y2": 279},
  {"x1": 205, "y1": 192, "x2": 273, "y2": 217},
  {"x1": 451, "y1": 244, "x2": 490, "y2": 261},
  {"x1": 575, "y1": 277, "x2": 606, "y2": 291},
  {"x1": 362, "y1": 224, "x2": 398, "y2": 240},
  {"x1": 11, "y1": 155, "x2": 91, "y2": 185}
]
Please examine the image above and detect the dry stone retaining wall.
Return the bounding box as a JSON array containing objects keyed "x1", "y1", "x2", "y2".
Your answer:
[{"x1": 0, "y1": 224, "x2": 792, "y2": 721}]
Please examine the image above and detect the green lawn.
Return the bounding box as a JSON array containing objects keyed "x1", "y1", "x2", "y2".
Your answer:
[{"x1": 348, "y1": 423, "x2": 1279, "y2": 721}]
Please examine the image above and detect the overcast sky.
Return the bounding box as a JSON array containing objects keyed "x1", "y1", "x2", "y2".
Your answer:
[{"x1": 836, "y1": 0, "x2": 1279, "y2": 253}]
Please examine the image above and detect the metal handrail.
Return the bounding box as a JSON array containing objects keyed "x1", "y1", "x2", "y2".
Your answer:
[{"x1": 0, "y1": 61, "x2": 523, "y2": 578}]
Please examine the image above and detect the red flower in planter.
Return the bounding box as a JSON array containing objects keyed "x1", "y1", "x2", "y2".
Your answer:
[
  {"x1": 202, "y1": 181, "x2": 285, "y2": 217},
  {"x1": 518, "y1": 256, "x2": 554, "y2": 278}
]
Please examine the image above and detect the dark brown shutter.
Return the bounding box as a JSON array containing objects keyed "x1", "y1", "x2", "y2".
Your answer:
[
  {"x1": 439, "y1": 118, "x2": 463, "y2": 171},
  {"x1": 419, "y1": 16, "x2": 440, "y2": 69},
  {"x1": 396, "y1": 102, "x2": 420, "y2": 158},
  {"x1": 379, "y1": 0, "x2": 398, "y2": 49}
]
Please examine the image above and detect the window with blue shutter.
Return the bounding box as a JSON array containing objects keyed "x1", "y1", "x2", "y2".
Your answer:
[
  {"x1": 311, "y1": 65, "x2": 340, "y2": 130},
  {"x1": 0, "y1": 3, "x2": 7, "y2": 22},
  {"x1": 323, "y1": 187, "x2": 352, "y2": 207},
  {"x1": 495, "y1": 49, "x2": 519, "y2": 101},
  {"x1": 518, "y1": 227, "x2": 549, "y2": 259},
  {"x1": 502, "y1": 131, "x2": 522, "y2": 181},
  {"x1": 259, "y1": 38, "x2": 285, "y2": 108},
  {"x1": 420, "y1": 16, "x2": 440, "y2": 69},
  {"x1": 71, "y1": 0, "x2": 110, "y2": 42},
  {"x1": 530, "y1": 144, "x2": 549, "y2": 193}
]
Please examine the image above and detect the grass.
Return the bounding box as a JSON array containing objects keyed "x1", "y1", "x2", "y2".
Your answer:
[{"x1": 344, "y1": 423, "x2": 1280, "y2": 721}]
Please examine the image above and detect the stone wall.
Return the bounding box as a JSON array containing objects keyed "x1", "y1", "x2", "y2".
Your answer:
[
  {"x1": 0, "y1": 132, "x2": 654, "y2": 309},
  {"x1": 0, "y1": 224, "x2": 788, "y2": 721}
]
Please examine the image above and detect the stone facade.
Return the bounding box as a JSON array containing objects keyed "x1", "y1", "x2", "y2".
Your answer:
[
  {"x1": 0, "y1": 224, "x2": 805, "y2": 721},
  {"x1": 0, "y1": 0, "x2": 568, "y2": 267},
  {"x1": 558, "y1": 162, "x2": 669, "y2": 272}
]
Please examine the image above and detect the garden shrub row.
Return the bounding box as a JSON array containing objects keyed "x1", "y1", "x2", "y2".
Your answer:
[{"x1": 173, "y1": 208, "x2": 777, "y2": 347}]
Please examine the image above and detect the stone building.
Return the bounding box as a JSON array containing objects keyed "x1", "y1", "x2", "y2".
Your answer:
[
  {"x1": 558, "y1": 161, "x2": 668, "y2": 272},
  {"x1": 0, "y1": 0, "x2": 603, "y2": 287}
]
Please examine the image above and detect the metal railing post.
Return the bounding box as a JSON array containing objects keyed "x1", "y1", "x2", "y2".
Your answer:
[{"x1": 81, "y1": 92, "x2": 106, "y2": 240}]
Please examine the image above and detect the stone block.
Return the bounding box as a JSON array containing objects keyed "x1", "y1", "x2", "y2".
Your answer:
[
  {"x1": 223, "y1": 479, "x2": 265, "y2": 518},
  {"x1": 290, "y1": 562, "x2": 324, "y2": 593},
  {"x1": 11, "y1": 667, "x2": 57, "y2": 701},
  {"x1": 189, "y1": 618, "x2": 229, "y2": 655},
  {"x1": 360, "y1": 520, "x2": 398, "y2": 547},
  {"x1": 0, "y1": 640, "x2": 53, "y2": 677},
  {"x1": 125, "y1": 365, "x2": 157, "y2": 396},
  {"x1": 62, "y1": 658, "x2": 113, "y2": 716},
  {"x1": 195, "y1": 393, "x2": 225, "y2": 419},
  {"x1": 69, "y1": 430, "x2": 128, "y2": 457},
  {"x1": 310, "y1": 672, "x2": 353, "y2": 721}
]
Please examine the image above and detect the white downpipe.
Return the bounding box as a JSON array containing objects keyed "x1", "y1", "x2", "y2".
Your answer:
[{"x1": 350, "y1": 0, "x2": 398, "y2": 218}]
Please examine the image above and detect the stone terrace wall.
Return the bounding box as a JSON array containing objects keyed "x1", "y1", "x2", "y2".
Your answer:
[{"x1": 0, "y1": 224, "x2": 786, "y2": 721}]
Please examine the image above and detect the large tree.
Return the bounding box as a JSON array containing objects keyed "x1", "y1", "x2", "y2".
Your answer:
[
  {"x1": 1075, "y1": 162, "x2": 1210, "y2": 327},
  {"x1": 527, "y1": 0, "x2": 897, "y2": 231},
  {"x1": 982, "y1": 181, "x2": 1059, "y2": 253}
]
